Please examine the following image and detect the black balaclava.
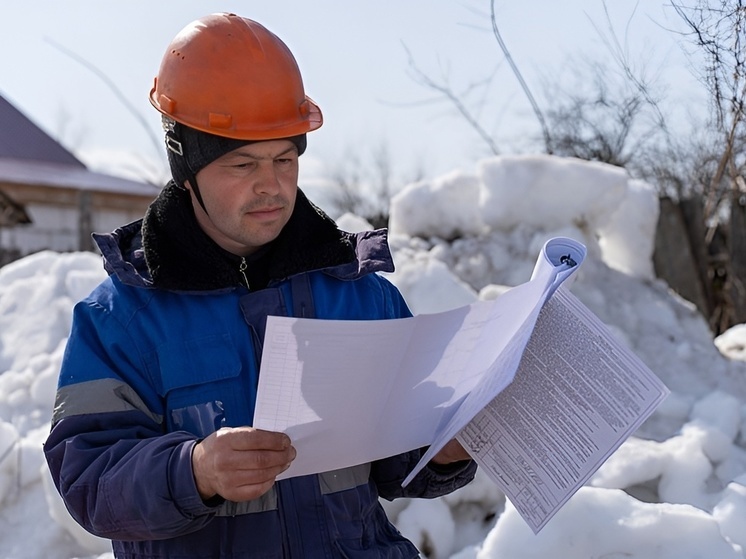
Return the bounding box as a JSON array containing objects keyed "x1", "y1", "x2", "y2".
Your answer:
[{"x1": 164, "y1": 119, "x2": 307, "y2": 214}]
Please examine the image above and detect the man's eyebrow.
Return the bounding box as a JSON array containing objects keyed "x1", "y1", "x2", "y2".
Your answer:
[{"x1": 228, "y1": 146, "x2": 297, "y2": 160}]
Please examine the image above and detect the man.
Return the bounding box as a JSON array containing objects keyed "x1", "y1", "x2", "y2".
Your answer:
[{"x1": 44, "y1": 13, "x2": 476, "y2": 559}]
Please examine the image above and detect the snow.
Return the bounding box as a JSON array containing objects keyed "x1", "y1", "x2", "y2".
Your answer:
[{"x1": 2, "y1": 153, "x2": 746, "y2": 558}]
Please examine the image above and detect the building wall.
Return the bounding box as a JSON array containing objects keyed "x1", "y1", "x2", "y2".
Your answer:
[
  {"x1": 1, "y1": 203, "x2": 146, "y2": 254},
  {"x1": 0, "y1": 183, "x2": 155, "y2": 258}
]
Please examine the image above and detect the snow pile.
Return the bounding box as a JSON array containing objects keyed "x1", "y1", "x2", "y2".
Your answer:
[
  {"x1": 1, "y1": 154, "x2": 746, "y2": 558},
  {"x1": 0, "y1": 251, "x2": 111, "y2": 558}
]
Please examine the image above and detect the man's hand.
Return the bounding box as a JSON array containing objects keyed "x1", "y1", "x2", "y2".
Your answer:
[
  {"x1": 430, "y1": 439, "x2": 471, "y2": 465},
  {"x1": 192, "y1": 427, "x2": 296, "y2": 502}
]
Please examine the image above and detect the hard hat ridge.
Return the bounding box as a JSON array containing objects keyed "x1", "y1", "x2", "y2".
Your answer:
[{"x1": 149, "y1": 13, "x2": 323, "y2": 141}]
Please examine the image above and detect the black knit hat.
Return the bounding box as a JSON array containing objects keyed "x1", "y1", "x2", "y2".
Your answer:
[{"x1": 165, "y1": 120, "x2": 307, "y2": 212}]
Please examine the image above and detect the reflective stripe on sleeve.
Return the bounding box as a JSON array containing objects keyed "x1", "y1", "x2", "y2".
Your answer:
[
  {"x1": 215, "y1": 487, "x2": 278, "y2": 516},
  {"x1": 52, "y1": 378, "x2": 163, "y2": 426}
]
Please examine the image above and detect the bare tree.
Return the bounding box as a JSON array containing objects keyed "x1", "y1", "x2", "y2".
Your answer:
[
  {"x1": 670, "y1": 0, "x2": 746, "y2": 331},
  {"x1": 406, "y1": 0, "x2": 668, "y2": 166},
  {"x1": 404, "y1": 46, "x2": 502, "y2": 157},
  {"x1": 45, "y1": 37, "x2": 167, "y2": 185},
  {"x1": 671, "y1": 1, "x2": 746, "y2": 216},
  {"x1": 487, "y1": 0, "x2": 552, "y2": 152},
  {"x1": 541, "y1": 0, "x2": 672, "y2": 168},
  {"x1": 404, "y1": 0, "x2": 553, "y2": 155},
  {"x1": 542, "y1": 58, "x2": 661, "y2": 167},
  {"x1": 327, "y1": 142, "x2": 422, "y2": 228}
]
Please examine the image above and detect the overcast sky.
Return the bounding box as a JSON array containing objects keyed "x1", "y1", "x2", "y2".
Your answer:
[{"x1": 1, "y1": 1, "x2": 701, "y2": 184}]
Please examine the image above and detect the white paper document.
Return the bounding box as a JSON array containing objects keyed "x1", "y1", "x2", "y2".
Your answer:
[
  {"x1": 252, "y1": 236, "x2": 670, "y2": 532},
  {"x1": 253, "y1": 237, "x2": 588, "y2": 480},
  {"x1": 456, "y1": 287, "x2": 670, "y2": 533}
]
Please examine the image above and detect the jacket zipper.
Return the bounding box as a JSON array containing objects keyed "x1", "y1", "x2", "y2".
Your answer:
[{"x1": 239, "y1": 257, "x2": 250, "y2": 290}]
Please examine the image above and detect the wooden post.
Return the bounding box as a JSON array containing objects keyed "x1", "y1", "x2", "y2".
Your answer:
[{"x1": 77, "y1": 189, "x2": 94, "y2": 252}]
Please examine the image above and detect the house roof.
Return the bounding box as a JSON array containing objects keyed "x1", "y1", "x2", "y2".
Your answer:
[
  {"x1": 0, "y1": 93, "x2": 159, "y2": 198},
  {"x1": 0, "y1": 94, "x2": 85, "y2": 167},
  {"x1": 0, "y1": 157, "x2": 159, "y2": 198}
]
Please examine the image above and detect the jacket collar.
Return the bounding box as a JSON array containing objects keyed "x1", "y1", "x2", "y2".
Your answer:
[
  {"x1": 140, "y1": 182, "x2": 358, "y2": 291},
  {"x1": 94, "y1": 182, "x2": 395, "y2": 292}
]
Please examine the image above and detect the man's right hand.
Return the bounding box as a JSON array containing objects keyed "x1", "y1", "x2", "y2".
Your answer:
[{"x1": 191, "y1": 426, "x2": 296, "y2": 502}]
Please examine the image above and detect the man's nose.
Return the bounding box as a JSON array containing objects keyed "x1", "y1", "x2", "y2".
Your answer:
[{"x1": 253, "y1": 163, "x2": 282, "y2": 195}]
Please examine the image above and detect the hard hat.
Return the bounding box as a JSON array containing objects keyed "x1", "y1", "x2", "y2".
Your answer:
[{"x1": 149, "y1": 13, "x2": 322, "y2": 140}]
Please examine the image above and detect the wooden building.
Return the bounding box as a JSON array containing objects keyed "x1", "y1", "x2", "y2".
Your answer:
[{"x1": 0, "y1": 94, "x2": 159, "y2": 265}]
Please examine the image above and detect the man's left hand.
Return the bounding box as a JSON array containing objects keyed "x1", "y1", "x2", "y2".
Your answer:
[{"x1": 430, "y1": 439, "x2": 471, "y2": 465}]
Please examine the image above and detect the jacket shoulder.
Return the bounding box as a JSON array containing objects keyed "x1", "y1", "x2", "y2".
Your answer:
[
  {"x1": 92, "y1": 219, "x2": 153, "y2": 288},
  {"x1": 324, "y1": 229, "x2": 395, "y2": 280}
]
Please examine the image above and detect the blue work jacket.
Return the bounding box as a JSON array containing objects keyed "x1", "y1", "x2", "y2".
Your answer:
[{"x1": 44, "y1": 189, "x2": 476, "y2": 559}]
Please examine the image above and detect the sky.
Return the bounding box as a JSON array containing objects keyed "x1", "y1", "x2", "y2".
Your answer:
[
  {"x1": 2, "y1": 154, "x2": 746, "y2": 558},
  {"x1": 0, "y1": 1, "x2": 702, "y2": 187}
]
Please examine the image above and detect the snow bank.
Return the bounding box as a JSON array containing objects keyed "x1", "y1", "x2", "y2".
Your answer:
[{"x1": 0, "y1": 251, "x2": 108, "y2": 558}]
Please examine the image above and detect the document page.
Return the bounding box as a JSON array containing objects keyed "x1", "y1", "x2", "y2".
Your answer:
[
  {"x1": 402, "y1": 237, "x2": 588, "y2": 484},
  {"x1": 456, "y1": 287, "x2": 670, "y2": 533}
]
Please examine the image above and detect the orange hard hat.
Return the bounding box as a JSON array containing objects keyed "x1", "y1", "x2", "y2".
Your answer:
[{"x1": 149, "y1": 13, "x2": 322, "y2": 140}]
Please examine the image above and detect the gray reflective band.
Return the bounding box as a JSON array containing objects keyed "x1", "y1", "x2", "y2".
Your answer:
[
  {"x1": 215, "y1": 487, "x2": 278, "y2": 516},
  {"x1": 318, "y1": 463, "x2": 371, "y2": 495},
  {"x1": 213, "y1": 463, "x2": 371, "y2": 517},
  {"x1": 52, "y1": 378, "x2": 163, "y2": 426}
]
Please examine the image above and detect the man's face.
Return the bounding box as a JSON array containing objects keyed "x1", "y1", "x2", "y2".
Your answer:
[{"x1": 187, "y1": 139, "x2": 299, "y2": 256}]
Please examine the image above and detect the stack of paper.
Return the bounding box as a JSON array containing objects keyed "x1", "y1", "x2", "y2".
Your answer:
[{"x1": 253, "y1": 237, "x2": 669, "y2": 533}]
